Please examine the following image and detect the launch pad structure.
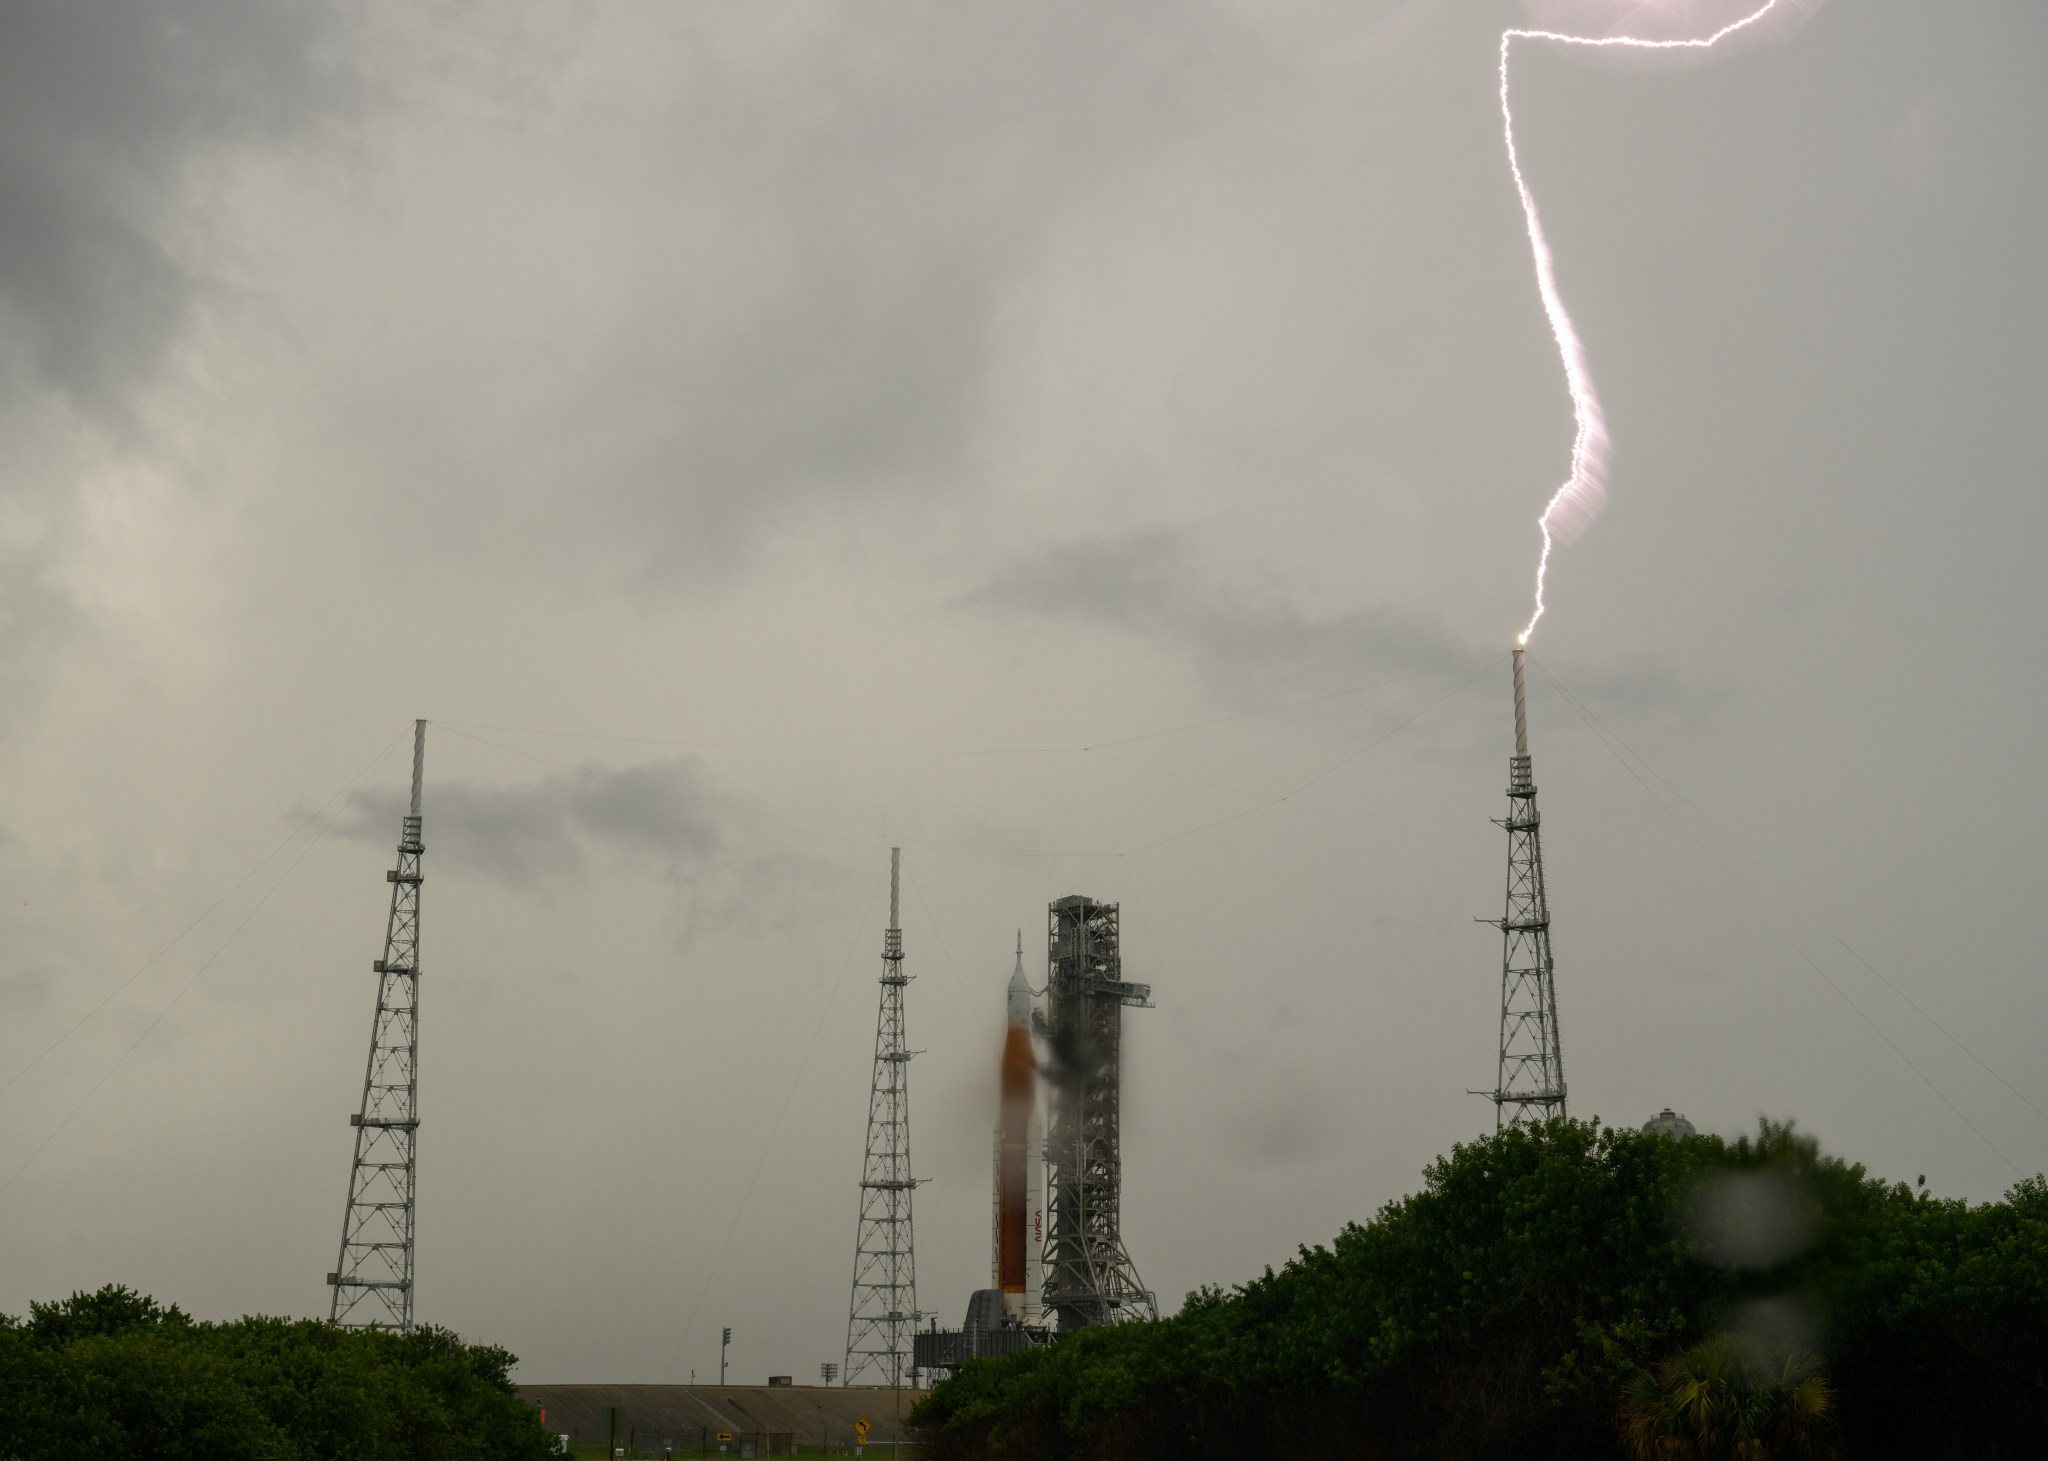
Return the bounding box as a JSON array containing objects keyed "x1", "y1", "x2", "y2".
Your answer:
[
  {"x1": 1041, "y1": 895, "x2": 1156, "y2": 1330},
  {"x1": 920, "y1": 895, "x2": 1154, "y2": 1378},
  {"x1": 304, "y1": 671, "x2": 1529, "y2": 1352}
]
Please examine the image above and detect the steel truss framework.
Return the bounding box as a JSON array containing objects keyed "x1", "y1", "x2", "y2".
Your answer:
[
  {"x1": 328, "y1": 720, "x2": 426, "y2": 1330},
  {"x1": 1041, "y1": 895, "x2": 1155, "y2": 1331},
  {"x1": 1487, "y1": 651, "x2": 1566, "y2": 1128},
  {"x1": 845, "y1": 848, "x2": 920, "y2": 1387}
]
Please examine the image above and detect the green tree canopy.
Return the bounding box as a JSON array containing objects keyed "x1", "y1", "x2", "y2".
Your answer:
[
  {"x1": 0, "y1": 1290, "x2": 556, "y2": 1460},
  {"x1": 913, "y1": 1120, "x2": 2048, "y2": 1460}
]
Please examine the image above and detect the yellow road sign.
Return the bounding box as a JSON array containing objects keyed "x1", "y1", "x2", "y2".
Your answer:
[
  {"x1": 855, "y1": 1418, "x2": 871, "y2": 1442},
  {"x1": 714, "y1": 1431, "x2": 732, "y2": 1443}
]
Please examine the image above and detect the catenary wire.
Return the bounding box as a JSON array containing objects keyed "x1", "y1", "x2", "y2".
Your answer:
[
  {"x1": 0, "y1": 725, "x2": 414, "y2": 1102},
  {"x1": 0, "y1": 727, "x2": 412, "y2": 1203},
  {"x1": 1528, "y1": 656, "x2": 2025, "y2": 1178},
  {"x1": 1114, "y1": 657, "x2": 1499, "y2": 857},
  {"x1": 904, "y1": 858, "x2": 985, "y2": 1023},
  {"x1": 662, "y1": 866, "x2": 886, "y2": 1378},
  {"x1": 901, "y1": 858, "x2": 992, "y2": 1245},
  {"x1": 1539, "y1": 662, "x2": 2048, "y2": 1138},
  {"x1": 433, "y1": 723, "x2": 1122, "y2": 861},
  {"x1": 428, "y1": 651, "x2": 1507, "y2": 760},
  {"x1": 1279, "y1": 799, "x2": 1483, "y2": 1043},
  {"x1": 433, "y1": 655, "x2": 1507, "y2": 864},
  {"x1": 1086, "y1": 747, "x2": 1276, "y2": 804},
  {"x1": 1, "y1": 657, "x2": 1506, "y2": 1205}
]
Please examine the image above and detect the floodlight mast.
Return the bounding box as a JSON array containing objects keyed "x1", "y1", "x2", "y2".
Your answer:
[{"x1": 327, "y1": 719, "x2": 426, "y2": 1329}]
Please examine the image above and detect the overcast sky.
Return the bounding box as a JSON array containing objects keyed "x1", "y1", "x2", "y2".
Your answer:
[{"x1": 0, "y1": 0, "x2": 2043, "y2": 1386}]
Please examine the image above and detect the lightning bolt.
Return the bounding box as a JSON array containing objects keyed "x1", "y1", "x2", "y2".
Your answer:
[{"x1": 1505, "y1": 1, "x2": 1795, "y2": 645}]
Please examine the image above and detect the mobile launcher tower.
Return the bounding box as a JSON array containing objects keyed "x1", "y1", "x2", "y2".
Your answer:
[
  {"x1": 1040, "y1": 895, "x2": 1156, "y2": 1330},
  {"x1": 916, "y1": 897, "x2": 1155, "y2": 1378}
]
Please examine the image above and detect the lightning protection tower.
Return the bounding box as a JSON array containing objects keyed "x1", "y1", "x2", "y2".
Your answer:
[
  {"x1": 844, "y1": 848, "x2": 920, "y2": 1387},
  {"x1": 1041, "y1": 895, "x2": 1156, "y2": 1331},
  {"x1": 1484, "y1": 649, "x2": 1566, "y2": 1128},
  {"x1": 327, "y1": 719, "x2": 426, "y2": 1330}
]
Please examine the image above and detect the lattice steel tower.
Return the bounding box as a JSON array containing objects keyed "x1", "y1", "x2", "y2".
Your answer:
[
  {"x1": 1041, "y1": 895, "x2": 1155, "y2": 1331},
  {"x1": 1485, "y1": 649, "x2": 1566, "y2": 1128},
  {"x1": 327, "y1": 719, "x2": 426, "y2": 1329},
  {"x1": 844, "y1": 848, "x2": 920, "y2": 1387}
]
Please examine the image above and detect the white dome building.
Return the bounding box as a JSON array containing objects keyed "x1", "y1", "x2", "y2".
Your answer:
[{"x1": 1642, "y1": 1108, "x2": 1698, "y2": 1138}]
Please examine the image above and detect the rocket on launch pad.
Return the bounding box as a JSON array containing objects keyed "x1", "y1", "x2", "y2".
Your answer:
[
  {"x1": 911, "y1": 934, "x2": 1058, "y2": 1378},
  {"x1": 994, "y1": 933, "x2": 1042, "y2": 1321}
]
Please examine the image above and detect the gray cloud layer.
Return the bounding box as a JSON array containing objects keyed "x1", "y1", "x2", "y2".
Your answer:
[
  {"x1": 0, "y1": 1, "x2": 344, "y2": 422},
  {"x1": 0, "y1": 2, "x2": 350, "y2": 708},
  {"x1": 0, "y1": 0, "x2": 2041, "y2": 1397},
  {"x1": 960, "y1": 529, "x2": 1469, "y2": 700},
  {"x1": 329, "y1": 758, "x2": 723, "y2": 894}
]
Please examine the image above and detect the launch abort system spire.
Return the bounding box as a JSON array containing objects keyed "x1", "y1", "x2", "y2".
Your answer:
[
  {"x1": 1041, "y1": 895, "x2": 1155, "y2": 1330},
  {"x1": 1485, "y1": 650, "x2": 1566, "y2": 1128},
  {"x1": 327, "y1": 719, "x2": 426, "y2": 1330},
  {"x1": 844, "y1": 848, "x2": 921, "y2": 1387}
]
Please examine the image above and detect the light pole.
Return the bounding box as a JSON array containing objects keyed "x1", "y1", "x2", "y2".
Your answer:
[
  {"x1": 820, "y1": 1362, "x2": 839, "y2": 1386},
  {"x1": 720, "y1": 1327, "x2": 731, "y2": 1388}
]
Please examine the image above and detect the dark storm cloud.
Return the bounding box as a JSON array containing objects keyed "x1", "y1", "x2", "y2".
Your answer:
[
  {"x1": 674, "y1": 848, "x2": 869, "y2": 948},
  {"x1": 593, "y1": 237, "x2": 997, "y2": 587},
  {"x1": 328, "y1": 2, "x2": 1273, "y2": 590},
  {"x1": 0, "y1": 0, "x2": 349, "y2": 421},
  {"x1": 958, "y1": 530, "x2": 1470, "y2": 698},
  {"x1": 591, "y1": 4, "x2": 1249, "y2": 578},
  {"x1": 0, "y1": 0, "x2": 2035, "y2": 1393},
  {"x1": 0, "y1": 2, "x2": 350, "y2": 720},
  {"x1": 327, "y1": 759, "x2": 723, "y2": 893}
]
